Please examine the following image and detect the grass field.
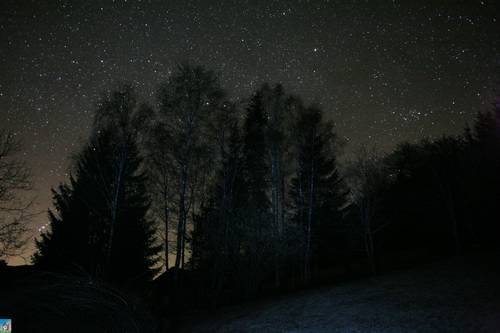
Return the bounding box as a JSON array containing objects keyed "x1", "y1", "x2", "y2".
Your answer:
[{"x1": 182, "y1": 254, "x2": 500, "y2": 333}]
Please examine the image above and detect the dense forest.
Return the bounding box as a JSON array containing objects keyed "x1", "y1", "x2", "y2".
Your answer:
[{"x1": 1, "y1": 64, "x2": 499, "y2": 332}]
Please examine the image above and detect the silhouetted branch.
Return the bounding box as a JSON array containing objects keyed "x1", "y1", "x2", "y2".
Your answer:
[{"x1": 0, "y1": 130, "x2": 33, "y2": 260}]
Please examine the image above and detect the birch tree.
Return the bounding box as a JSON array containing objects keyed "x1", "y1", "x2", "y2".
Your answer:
[
  {"x1": 290, "y1": 106, "x2": 346, "y2": 283},
  {"x1": 156, "y1": 64, "x2": 226, "y2": 276}
]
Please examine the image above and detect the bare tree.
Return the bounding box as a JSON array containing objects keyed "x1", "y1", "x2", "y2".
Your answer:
[
  {"x1": 156, "y1": 64, "x2": 225, "y2": 277},
  {"x1": 0, "y1": 130, "x2": 33, "y2": 261},
  {"x1": 144, "y1": 122, "x2": 176, "y2": 271},
  {"x1": 290, "y1": 106, "x2": 345, "y2": 284},
  {"x1": 345, "y1": 146, "x2": 388, "y2": 275},
  {"x1": 263, "y1": 84, "x2": 294, "y2": 288},
  {"x1": 207, "y1": 101, "x2": 242, "y2": 293}
]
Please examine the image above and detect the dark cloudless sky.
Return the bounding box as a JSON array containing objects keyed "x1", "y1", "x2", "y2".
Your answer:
[{"x1": 1, "y1": 0, "x2": 499, "y2": 264}]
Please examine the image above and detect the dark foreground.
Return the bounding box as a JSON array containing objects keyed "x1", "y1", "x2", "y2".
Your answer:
[{"x1": 182, "y1": 254, "x2": 500, "y2": 333}]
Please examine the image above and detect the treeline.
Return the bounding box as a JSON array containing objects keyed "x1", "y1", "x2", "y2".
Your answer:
[
  {"x1": 346, "y1": 108, "x2": 500, "y2": 275},
  {"x1": 354, "y1": 109, "x2": 500, "y2": 263},
  {"x1": 33, "y1": 65, "x2": 348, "y2": 298},
  {"x1": 32, "y1": 64, "x2": 500, "y2": 308}
]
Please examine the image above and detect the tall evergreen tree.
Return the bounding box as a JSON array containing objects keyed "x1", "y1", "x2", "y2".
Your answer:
[
  {"x1": 34, "y1": 87, "x2": 160, "y2": 287},
  {"x1": 240, "y1": 88, "x2": 275, "y2": 286},
  {"x1": 242, "y1": 88, "x2": 270, "y2": 210}
]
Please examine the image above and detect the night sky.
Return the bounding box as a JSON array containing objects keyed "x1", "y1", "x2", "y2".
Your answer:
[{"x1": 1, "y1": 0, "x2": 499, "y2": 264}]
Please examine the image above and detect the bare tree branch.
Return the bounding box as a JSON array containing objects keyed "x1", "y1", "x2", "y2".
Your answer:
[{"x1": 0, "y1": 130, "x2": 33, "y2": 260}]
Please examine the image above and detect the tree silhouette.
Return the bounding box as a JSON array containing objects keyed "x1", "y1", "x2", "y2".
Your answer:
[
  {"x1": 155, "y1": 64, "x2": 226, "y2": 276},
  {"x1": 289, "y1": 106, "x2": 347, "y2": 283},
  {"x1": 463, "y1": 103, "x2": 500, "y2": 249},
  {"x1": 189, "y1": 102, "x2": 244, "y2": 296},
  {"x1": 34, "y1": 87, "x2": 160, "y2": 287},
  {"x1": 345, "y1": 147, "x2": 390, "y2": 274},
  {"x1": 0, "y1": 130, "x2": 32, "y2": 261}
]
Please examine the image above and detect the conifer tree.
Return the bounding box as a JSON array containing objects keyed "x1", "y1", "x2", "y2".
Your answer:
[
  {"x1": 242, "y1": 88, "x2": 270, "y2": 210},
  {"x1": 34, "y1": 87, "x2": 160, "y2": 287}
]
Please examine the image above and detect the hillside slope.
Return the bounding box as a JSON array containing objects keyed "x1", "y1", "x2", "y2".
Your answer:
[{"x1": 183, "y1": 255, "x2": 500, "y2": 333}]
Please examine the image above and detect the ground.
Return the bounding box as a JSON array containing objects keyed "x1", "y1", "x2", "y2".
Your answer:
[{"x1": 182, "y1": 254, "x2": 500, "y2": 333}]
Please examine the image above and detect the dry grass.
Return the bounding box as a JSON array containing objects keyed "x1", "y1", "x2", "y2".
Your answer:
[{"x1": 183, "y1": 254, "x2": 500, "y2": 333}]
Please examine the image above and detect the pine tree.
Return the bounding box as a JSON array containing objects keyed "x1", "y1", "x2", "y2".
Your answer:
[
  {"x1": 192, "y1": 87, "x2": 277, "y2": 296},
  {"x1": 34, "y1": 87, "x2": 160, "y2": 287},
  {"x1": 242, "y1": 88, "x2": 270, "y2": 210}
]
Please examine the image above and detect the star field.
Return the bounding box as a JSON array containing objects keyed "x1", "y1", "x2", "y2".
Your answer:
[{"x1": 0, "y1": 0, "x2": 499, "y2": 264}]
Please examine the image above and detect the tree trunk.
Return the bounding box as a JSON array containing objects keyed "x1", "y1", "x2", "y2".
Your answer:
[
  {"x1": 296, "y1": 164, "x2": 306, "y2": 283},
  {"x1": 175, "y1": 163, "x2": 188, "y2": 280},
  {"x1": 433, "y1": 167, "x2": 461, "y2": 255},
  {"x1": 446, "y1": 189, "x2": 460, "y2": 255},
  {"x1": 163, "y1": 174, "x2": 169, "y2": 270},
  {"x1": 104, "y1": 143, "x2": 127, "y2": 278},
  {"x1": 362, "y1": 198, "x2": 376, "y2": 275},
  {"x1": 305, "y1": 151, "x2": 315, "y2": 284},
  {"x1": 270, "y1": 148, "x2": 281, "y2": 288}
]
